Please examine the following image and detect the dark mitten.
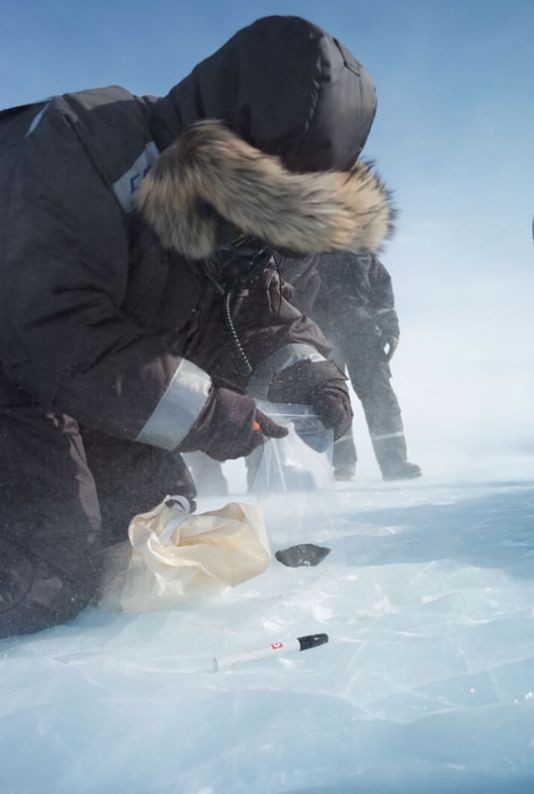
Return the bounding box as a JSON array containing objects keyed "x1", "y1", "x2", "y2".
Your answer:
[
  {"x1": 268, "y1": 360, "x2": 353, "y2": 441},
  {"x1": 180, "y1": 388, "x2": 287, "y2": 461}
]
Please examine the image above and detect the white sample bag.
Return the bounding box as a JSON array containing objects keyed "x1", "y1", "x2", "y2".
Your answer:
[{"x1": 99, "y1": 496, "x2": 271, "y2": 612}]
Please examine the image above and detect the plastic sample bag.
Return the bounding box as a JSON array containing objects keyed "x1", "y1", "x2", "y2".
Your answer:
[
  {"x1": 99, "y1": 496, "x2": 271, "y2": 612},
  {"x1": 244, "y1": 403, "x2": 340, "y2": 550},
  {"x1": 248, "y1": 402, "x2": 334, "y2": 496}
]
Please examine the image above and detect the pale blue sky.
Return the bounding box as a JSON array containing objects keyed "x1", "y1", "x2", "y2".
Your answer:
[
  {"x1": 2, "y1": 0, "x2": 532, "y2": 264},
  {"x1": 2, "y1": 0, "x2": 534, "y2": 453}
]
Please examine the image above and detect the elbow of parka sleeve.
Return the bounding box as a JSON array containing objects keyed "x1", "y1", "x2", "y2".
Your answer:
[
  {"x1": 7, "y1": 319, "x2": 213, "y2": 449},
  {"x1": 0, "y1": 102, "x2": 216, "y2": 449},
  {"x1": 3, "y1": 263, "x2": 212, "y2": 449}
]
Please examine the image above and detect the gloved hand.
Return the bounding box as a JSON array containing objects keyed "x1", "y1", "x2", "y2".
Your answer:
[
  {"x1": 267, "y1": 360, "x2": 353, "y2": 441},
  {"x1": 180, "y1": 387, "x2": 288, "y2": 461},
  {"x1": 381, "y1": 336, "x2": 399, "y2": 362}
]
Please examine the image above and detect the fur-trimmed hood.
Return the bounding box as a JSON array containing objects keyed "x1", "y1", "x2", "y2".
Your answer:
[{"x1": 136, "y1": 120, "x2": 394, "y2": 260}]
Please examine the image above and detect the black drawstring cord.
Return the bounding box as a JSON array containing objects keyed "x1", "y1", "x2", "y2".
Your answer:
[
  {"x1": 207, "y1": 243, "x2": 278, "y2": 380},
  {"x1": 223, "y1": 290, "x2": 253, "y2": 378},
  {"x1": 204, "y1": 270, "x2": 253, "y2": 379}
]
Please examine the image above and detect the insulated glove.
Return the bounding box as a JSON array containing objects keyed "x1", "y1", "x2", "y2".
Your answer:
[
  {"x1": 381, "y1": 335, "x2": 399, "y2": 362},
  {"x1": 180, "y1": 387, "x2": 288, "y2": 461},
  {"x1": 267, "y1": 360, "x2": 353, "y2": 441}
]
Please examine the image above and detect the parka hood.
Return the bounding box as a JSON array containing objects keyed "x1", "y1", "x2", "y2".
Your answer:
[
  {"x1": 141, "y1": 16, "x2": 393, "y2": 259},
  {"x1": 151, "y1": 15, "x2": 377, "y2": 173}
]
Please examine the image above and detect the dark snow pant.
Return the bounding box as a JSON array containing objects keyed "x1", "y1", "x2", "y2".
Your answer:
[
  {"x1": 183, "y1": 452, "x2": 229, "y2": 497},
  {"x1": 0, "y1": 374, "x2": 195, "y2": 639},
  {"x1": 331, "y1": 336, "x2": 407, "y2": 477}
]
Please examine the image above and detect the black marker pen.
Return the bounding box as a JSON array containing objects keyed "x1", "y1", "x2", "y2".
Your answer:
[{"x1": 214, "y1": 633, "x2": 328, "y2": 671}]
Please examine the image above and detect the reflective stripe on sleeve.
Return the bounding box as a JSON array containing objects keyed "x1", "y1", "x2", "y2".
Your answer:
[
  {"x1": 135, "y1": 359, "x2": 212, "y2": 450},
  {"x1": 247, "y1": 343, "x2": 326, "y2": 399}
]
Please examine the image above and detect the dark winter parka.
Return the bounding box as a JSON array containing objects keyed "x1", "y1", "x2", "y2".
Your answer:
[
  {"x1": 314, "y1": 252, "x2": 400, "y2": 338},
  {"x1": 281, "y1": 251, "x2": 400, "y2": 340},
  {"x1": 0, "y1": 16, "x2": 392, "y2": 454}
]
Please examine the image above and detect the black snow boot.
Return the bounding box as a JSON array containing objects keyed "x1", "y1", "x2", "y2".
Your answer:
[
  {"x1": 382, "y1": 462, "x2": 422, "y2": 481},
  {"x1": 333, "y1": 465, "x2": 356, "y2": 481}
]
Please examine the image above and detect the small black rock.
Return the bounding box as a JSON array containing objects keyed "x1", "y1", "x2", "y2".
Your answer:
[{"x1": 275, "y1": 544, "x2": 331, "y2": 567}]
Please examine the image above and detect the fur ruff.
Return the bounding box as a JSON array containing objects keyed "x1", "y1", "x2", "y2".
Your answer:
[{"x1": 136, "y1": 120, "x2": 394, "y2": 260}]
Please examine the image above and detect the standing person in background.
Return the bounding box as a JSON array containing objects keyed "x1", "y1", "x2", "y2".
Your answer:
[{"x1": 284, "y1": 251, "x2": 422, "y2": 481}]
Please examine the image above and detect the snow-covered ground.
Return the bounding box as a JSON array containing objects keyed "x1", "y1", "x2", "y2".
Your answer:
[
  {"x1": 2, "y1": 232, "x2": 534, "y2": 790},
  {"x1": 2, "y1": 251, "x2": 534, "y2": 792},
  {"x1": 1, "y1": 442, "x2": 533, "y2": 793}
]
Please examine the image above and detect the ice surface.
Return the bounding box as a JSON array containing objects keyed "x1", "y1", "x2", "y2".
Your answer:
[{"x1": 1, "y1": 462, "x2": 534, "y2": 793}]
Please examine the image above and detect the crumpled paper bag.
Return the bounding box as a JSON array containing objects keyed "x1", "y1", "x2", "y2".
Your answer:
[{"x1": 99, "y1": 496, "x2": 271, "y2": 611}]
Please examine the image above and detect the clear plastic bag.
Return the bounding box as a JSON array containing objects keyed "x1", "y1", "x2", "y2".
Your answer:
[
  {"x1": 246, "y1": 403, "x2": 339, "y2": 548},
  {"x1": 248, "y1": 402, "x2": 334, "y2": 496}
]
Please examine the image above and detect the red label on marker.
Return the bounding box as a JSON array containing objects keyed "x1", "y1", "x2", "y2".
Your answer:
[{"x1": 271, "y1": 641, "x2": 284, "y2": 650}]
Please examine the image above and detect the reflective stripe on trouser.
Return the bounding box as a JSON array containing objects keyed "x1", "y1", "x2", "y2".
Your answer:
[
  {"x1": 332, "y1": 427, "x2": 357, "y2": 472},
  {"x1": 369, "y1": 430, "x2": 408, "y2": 474},
  {"x1": 333, "y1": 417, "x2": 407, "y2": 475},
  {"x1": 330, "y1": 346, "x2": 408, "y2": 474},
  {"x1": 359, "y1": 381, "x2": 407, "y2": 474}
]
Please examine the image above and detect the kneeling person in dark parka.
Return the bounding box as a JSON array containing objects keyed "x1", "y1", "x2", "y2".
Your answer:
[{"x1": 0, "y1": 16, "x2": 392, "y2": 636}]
